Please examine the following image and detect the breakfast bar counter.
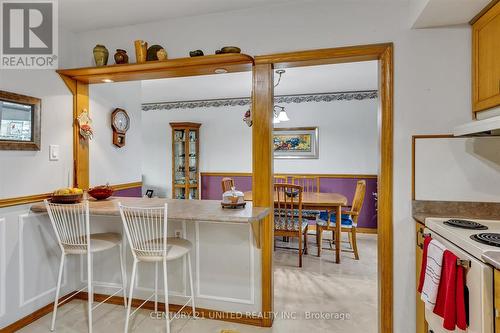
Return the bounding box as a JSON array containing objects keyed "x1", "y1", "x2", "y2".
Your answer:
[
  {"x1": 26, "y1": 197, "x2": 269, "y2": 316},
  {"x1": 31, "y1": 197, "x2": 269, "y2": 224}
]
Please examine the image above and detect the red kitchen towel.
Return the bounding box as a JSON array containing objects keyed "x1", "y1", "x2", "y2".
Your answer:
[
  {"x1": 418, "y1": 236, "x2": 432, "y2": 293},
  {"x1": 433, "y1": 250, "x2": 467, "y2": 331}
]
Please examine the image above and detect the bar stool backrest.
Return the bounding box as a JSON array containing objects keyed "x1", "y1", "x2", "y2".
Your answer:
[
  {"x1": 119, "y1": 204, "x2": 168, "y2": 260},
  {"x1": 44, "y1": 200, "x2": 90, "y2": 252}
]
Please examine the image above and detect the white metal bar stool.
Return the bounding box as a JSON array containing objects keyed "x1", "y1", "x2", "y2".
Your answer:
[
  {"x1": 45, "y1": 200, "x2": 127, "y2": 333},
  {"x1": 118, "y1": 203, "x2": 196, "y2": 333}
]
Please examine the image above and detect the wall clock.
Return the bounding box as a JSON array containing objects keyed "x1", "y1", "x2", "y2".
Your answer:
[{"x1": 111, "y1": 108, "x2": 130, "y2": 147}]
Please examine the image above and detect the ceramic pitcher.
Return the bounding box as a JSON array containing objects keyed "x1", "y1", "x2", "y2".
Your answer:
[{"x1": 134, "y1": 40, "x2": 148, "y2": 63}]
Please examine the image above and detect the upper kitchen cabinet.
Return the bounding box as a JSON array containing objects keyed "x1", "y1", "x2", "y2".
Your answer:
[{"x1": 472, "y1": 1, "x2": 500, "y2": 113}]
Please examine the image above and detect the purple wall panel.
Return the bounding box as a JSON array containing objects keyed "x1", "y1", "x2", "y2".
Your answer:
[
  {"x1": 201, "y1": 174, "x2": 378, "y2": 229},
  {"x1": 114, "y1": 186, "x2": 142, "y2": 197},
  {"x1": 201, "y1": 175, "x2": 253, "y2": 200}
]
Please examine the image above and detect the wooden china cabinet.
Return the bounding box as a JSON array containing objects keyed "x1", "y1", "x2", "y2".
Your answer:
[{"x1": 170, "y1": 122, "x2": 201, "y2": 199}]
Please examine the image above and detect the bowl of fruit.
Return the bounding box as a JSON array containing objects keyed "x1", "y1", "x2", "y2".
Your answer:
[
  {"x1": 88, "y1": 184, "x2": 114, "y2": 200},
  {"x1": 51, "y1": 188, "x2": 84, "y2": 204}
]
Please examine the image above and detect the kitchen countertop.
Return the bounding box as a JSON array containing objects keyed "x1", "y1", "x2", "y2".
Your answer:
[
  {"x1": 31, "y1": 197, "x2": 270, "y2": 224},
  {"x1": 413, "y1": 200, "x2": 500, "y2": 225}
]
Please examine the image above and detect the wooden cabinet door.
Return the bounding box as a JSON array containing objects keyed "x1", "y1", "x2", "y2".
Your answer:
[
  {"x1": 473, "y1": 1, "x2": 500, "y2": 112},
  {"x1": 416, "y1": 223, "x2": 428, "y2": 333}
]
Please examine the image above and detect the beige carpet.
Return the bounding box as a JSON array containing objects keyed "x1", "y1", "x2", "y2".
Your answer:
[{"x1": 18, "y1": 234, "x2": 378, "y2": 333}]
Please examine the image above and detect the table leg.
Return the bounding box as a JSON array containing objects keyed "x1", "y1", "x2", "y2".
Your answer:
[
  {"x1": 317, "y1": 224, "x2": 323, "y2": 257},
  {"x1": 335, "y1": 206, "x2": 341, "y2": 264}
]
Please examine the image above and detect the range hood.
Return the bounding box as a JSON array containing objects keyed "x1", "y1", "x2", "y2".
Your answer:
[{"x1": 453, "y1": 115, "x2": 500, "y2": 136}]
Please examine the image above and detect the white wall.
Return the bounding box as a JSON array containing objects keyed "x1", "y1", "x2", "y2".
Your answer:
[
  {"x1": 274, "y1": 99, "x2": 378, "y2": 174},
  {"x1": 142, "y1": 105, "x2": 251, "y2": 197},
  {"x1": 415, "y1": 137, "x2": 500, "y2": 202},
  {"x1": 141, "y1": 99, "x2": 377, "y2": 197},
  {"x1": 0, "y1": 29, "x2": 76, "y2": 198},
  {"x1": 89, "y1": 82, "x2": 142, "y2": 187}
]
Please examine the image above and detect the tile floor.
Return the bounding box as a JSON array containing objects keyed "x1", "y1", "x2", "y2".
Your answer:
[{"x1": 18, "y1": 233, "x2": 378, "y2": 333}]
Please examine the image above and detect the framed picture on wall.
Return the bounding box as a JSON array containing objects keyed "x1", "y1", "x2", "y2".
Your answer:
[{"x1": 273, "y1": 127, "x2": 319, "y2": 159}]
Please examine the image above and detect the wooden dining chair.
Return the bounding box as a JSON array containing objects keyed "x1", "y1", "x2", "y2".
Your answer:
[
  {"x1": 221, "y1": 177, "x2": 235, "y2": 193},
  {"x1": 316, "y1": 180, "x2": 366, "y2": 260},
  {"x1": 291, "y1": 176, "x2": 320, "y2": 193},
  {"x1": 274, "y1": 183, "x2": 308, "y2": 267},
  {"x1": 273, "y1": 175, "x2": 288, "y2": 184}
]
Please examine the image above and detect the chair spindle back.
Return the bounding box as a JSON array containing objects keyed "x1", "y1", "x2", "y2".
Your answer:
[
  {"x1": 350, "y1": 180, "x2": 366, "y2": 224},
  {"x1": 221, "y1": 177, "x2": 235, "y2": 193},
  {"x1": 291, "y1": 176, "x2": 319, "y2": 193},
  {"x1": 274, "y1": 183, "x2": 303, "y2": 231},
  {"x1": 45, "y1": 200, "x2": 90, "y2": 251},
  {"x1": 119, "y1": 204, "x2": 168, "y2": 259},
  {"x1": 273, "y1": 175, "x2": 288, "y2": 184}
]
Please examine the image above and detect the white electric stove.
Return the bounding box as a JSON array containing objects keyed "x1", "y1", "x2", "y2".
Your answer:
[{"x1": 424, "y1": 217, "x2": 498, "y2": 333}]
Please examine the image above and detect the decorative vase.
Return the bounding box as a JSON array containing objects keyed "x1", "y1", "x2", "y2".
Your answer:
[
  {"x1": 189, "y1": 50, "x2": 204, "y2": 57},
  {"x1": 147, "y1": 44, "x2": 164, "y2": 61},
  {"x1": 134, "y1": 40, "x2": 148, "y2": 63},
  {"x1": 157, "y1": 48, "x2": 168, "y2": 61},
  {"x1": 93, "y1": 45, "x2": 109, "y2": 67},
  {"x1": 114, "y1": 49, "x2": 129, "y2": 64}
]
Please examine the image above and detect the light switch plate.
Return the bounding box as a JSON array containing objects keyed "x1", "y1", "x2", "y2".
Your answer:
[{"x1": 49, "y1": 145, "x2": 59, "y2": 161}]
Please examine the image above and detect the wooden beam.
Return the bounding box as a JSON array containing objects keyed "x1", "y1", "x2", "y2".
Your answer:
[
  {"x1": 378, "y1": 44, "x2": 394, "y2": 333},
  {"x1": 256, "y1": 43, "x2": 394, "y2": 332},
  {"x1": 254, "y1": 43, "x2": 391, "y2": 68},
  {"x1": 252, "y1": 63, "x2": 274, "y2": 327},
  {"x1": 56, "y1": 54, "x2": 254, "y2": 84},
  {"x1": 74, "y1": 81, "x2": 89, "y2": 189},
  {"x1": 58, "y1": 73, "x2": 77, "y2": 95}
]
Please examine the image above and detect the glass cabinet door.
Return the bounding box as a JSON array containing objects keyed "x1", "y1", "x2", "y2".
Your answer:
[
  {"x1": 174, "y1": 187, "x2": 186, "y2": 199},
  {"x1": 188, "y1": 129, "x2": 198, "y2": 186},
  {"x1": 171, "y1": 123, "x2": 200, "y2": 200},
  {"x1": 173, "y1": 129, "x2": 186, "y2": 186}
]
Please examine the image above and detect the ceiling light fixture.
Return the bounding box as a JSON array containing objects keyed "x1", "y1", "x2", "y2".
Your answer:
[
  {"x1": 214, "y1": 68, "x2": 228, "y2": 74},
  {"x1": 274, "y1": 105, "x2": 289, "y2": 123},
  {"x1": 102, "y1": 79, "x2": 114, "y2": 83},
  {"x1": 273, "y1": 70, "x2": 290, "y2": 122}
]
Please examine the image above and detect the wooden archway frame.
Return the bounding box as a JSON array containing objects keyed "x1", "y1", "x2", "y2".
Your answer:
[
  {"x1": 58, "y1": 45, "x2": 393, "y2": 331},
  {"x1": 252, "y1": 43, "x2": 393, "y2": 331}
]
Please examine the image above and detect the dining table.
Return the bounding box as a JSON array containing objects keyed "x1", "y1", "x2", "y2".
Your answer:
[{"x1": 243, "y1": 191, "x2": 348, "y2": 263}]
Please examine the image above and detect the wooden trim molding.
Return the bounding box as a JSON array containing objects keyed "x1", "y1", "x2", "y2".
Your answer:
[
  {"x1": 0, "y1": 193, "x2": 51, "y2": 208},
  {"x1": 411, "y1": 134, "x2": 455, "y2": 200},
  {"x1": 356, "y1": 227, "x2": 378, "y2": 234},
  {"x1": 0, "y1": 182, "x2": 141, "y2": 209},
  {"x1": 470, "y1": 0, "x2": 500, "y2": 24},
  {"x1": 142, "y1": 90, "x2": 378, "y2": 111},
  {"x1": 109, "y1": 181, "x2": 142, "y2": 191},
  {"x1": 0, "y1": 292, "x2": 79, "y2": 332},
  {"x1": 201, "y1": 172, "x2": 378, "y2": 179}
]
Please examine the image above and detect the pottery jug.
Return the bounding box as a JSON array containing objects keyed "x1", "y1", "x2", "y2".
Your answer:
[
  {"x1": 134, "y1": 40, "x2": 148, "y2": 63},
  {"x1": 114, "y1": 49, "x2": 129, "y2": 64},
  {"x1": 93, "y1": 45, "x2": 109, "y2": 66}
]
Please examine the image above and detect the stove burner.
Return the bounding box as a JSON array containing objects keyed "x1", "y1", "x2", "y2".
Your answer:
[
  {"x1": 443, "y1": 219, "x2": 488, "y2": 230},
  {"x1": 471, "y1": 233, "x2": 500, "y2": 247}
]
